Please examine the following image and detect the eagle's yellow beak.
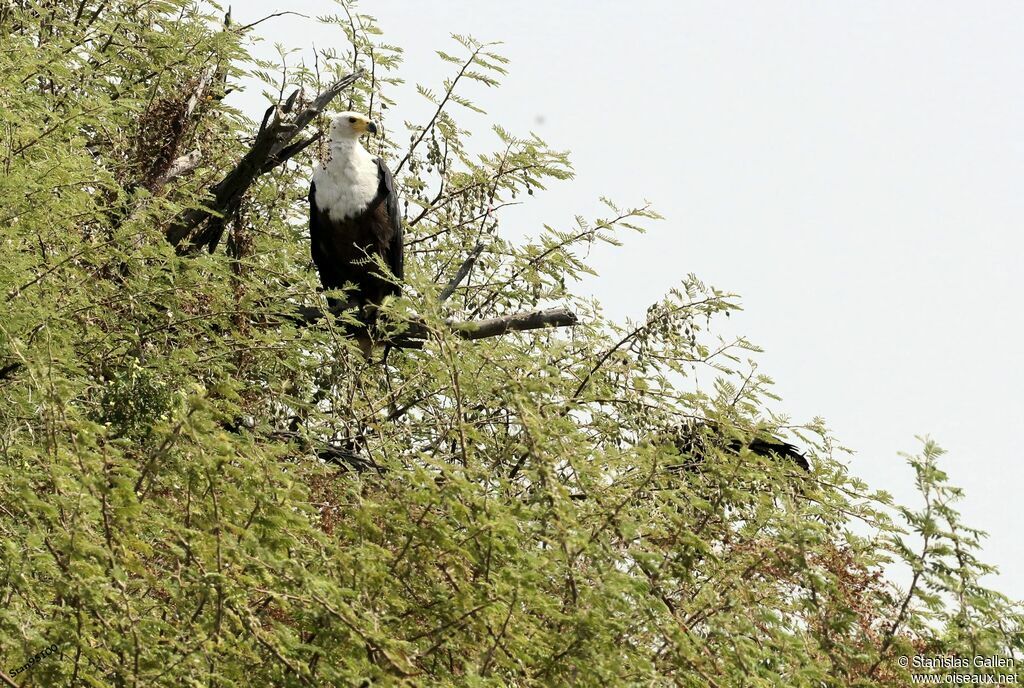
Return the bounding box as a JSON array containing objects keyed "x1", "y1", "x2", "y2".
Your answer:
[{"x1": 353, "y1": 119, "x2": 378, "y2": 135}]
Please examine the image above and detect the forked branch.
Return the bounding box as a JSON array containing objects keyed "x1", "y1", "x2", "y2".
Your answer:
[{"x1": 166, "y1": 70, "x2": 365, "y2": 254}]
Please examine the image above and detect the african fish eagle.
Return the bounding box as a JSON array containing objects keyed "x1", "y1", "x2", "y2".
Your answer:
[{"x1": 308, "y1": 112, "x2": 403, "y2": 327}]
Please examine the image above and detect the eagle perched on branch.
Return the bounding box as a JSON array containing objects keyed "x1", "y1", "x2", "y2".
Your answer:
[{"x1": 309, "y1": 112, "x2": 403, "y2": 330}]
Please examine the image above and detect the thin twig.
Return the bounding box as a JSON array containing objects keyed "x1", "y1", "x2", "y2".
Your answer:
[
  {"x1": 236, "y1": 11, "x2": 309, "y2": 32},
  {"x1": 572, "y1": 295, "x2": 726, "y2": 400},
  {"x1": 394, "y1": 43, "x2": 488, "y2": 177}
]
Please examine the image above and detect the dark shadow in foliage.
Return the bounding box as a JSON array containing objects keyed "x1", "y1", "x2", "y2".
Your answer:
[{"x1": 219, "y1": 415, "x2": 384, "y2": 475}]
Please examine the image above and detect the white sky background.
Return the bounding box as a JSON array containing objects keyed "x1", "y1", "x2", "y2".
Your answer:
[{"x1": 227, "y1": 1, "x2": 1024, "y2": 599}]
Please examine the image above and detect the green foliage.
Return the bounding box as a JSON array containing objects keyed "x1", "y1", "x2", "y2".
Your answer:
[
  {"x1": 95, "y1": 359, "x2": 173, "y2": 441},
  {"x1": 0, "y1": 2, "x2": 1020, "y2": 686}
]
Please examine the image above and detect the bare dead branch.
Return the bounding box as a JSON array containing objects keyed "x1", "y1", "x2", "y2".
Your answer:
[
  {"x1": 166, "y1": 70, "x2": 364, "y2": 254},
  {"x1": 182, "y1": 65, "x2": 217, "y2": 122},
  {"x1": 285, "y1": 305, "x2": 577, "y2": 348},
  {"x1": 389, "y1": 307, "x2": 579, "y2": 349},
  {"x1": 259, "y1": 133, "x2": 321, "y2": 174},
  {"x1": 438, "y1": 242, "x2": 484, "y2": 302},
  {"x1": 443, "y1": 307, "x2": 577, "y2": 341},
  {"x1": 282, "y1": 87, "x2": 301, "y2": 113}
]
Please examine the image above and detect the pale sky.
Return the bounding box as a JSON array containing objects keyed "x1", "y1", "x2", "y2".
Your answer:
[{"x1": 229, "y1": 1, "x2": 1024, "y2": 600}]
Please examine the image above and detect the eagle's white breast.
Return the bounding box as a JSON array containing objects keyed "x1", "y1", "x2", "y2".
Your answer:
[{"x1": 312, "y1": 139, "x2": 379, "y2": 222}]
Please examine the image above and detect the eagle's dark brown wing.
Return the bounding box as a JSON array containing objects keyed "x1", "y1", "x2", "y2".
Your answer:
[
  {"x1": 308, "y1": 181, "x2": 330, "y2": 285},
  {"x1": 375, "y1": 157, "x2": 403, "y2": 286}
]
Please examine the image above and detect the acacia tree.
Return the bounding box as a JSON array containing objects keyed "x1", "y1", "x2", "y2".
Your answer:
[{"x1": 0, "y1": 2, "x2": 1020, "y2": 686}]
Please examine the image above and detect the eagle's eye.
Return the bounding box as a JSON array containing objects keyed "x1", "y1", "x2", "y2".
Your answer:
[{"x1": 348, "y1": 117, "x2": 357, "y2": 123}]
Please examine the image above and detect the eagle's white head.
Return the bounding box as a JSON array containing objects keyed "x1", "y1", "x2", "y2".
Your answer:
[
  {"x1": 328, "y1": 111, "x2": 379, "y2": 142},
  {"x1": 315, "y1": 111, "x2": 381, "y2": 219}
]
